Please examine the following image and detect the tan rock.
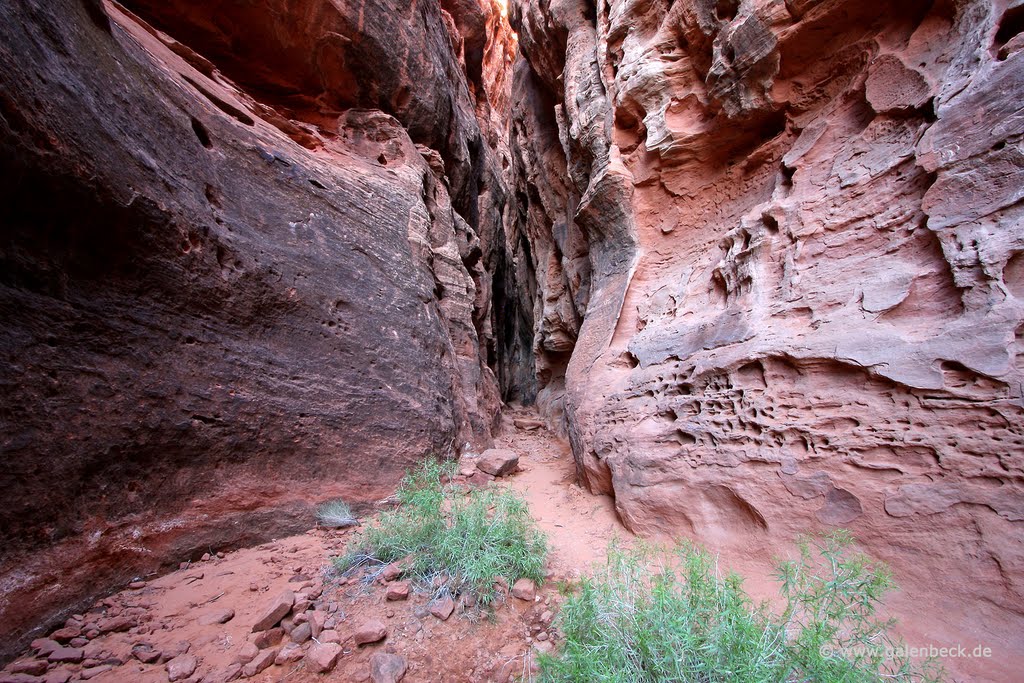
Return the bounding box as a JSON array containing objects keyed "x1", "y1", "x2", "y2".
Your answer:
[
  {"x1": 233, "y1": 643, "x2": 259, "y2": 665},
  {"x1": 304, "y1": 643, "x2": 342, "y2": 674},
  {"x1": 428, "y1": 596, "x2": 455, "y2": 621},
  {"x1": 352, "y1": 620, "x2": 387, "y2": 645},
  {"x1": 511, "y1": 578, "x2": 536, "y2": 601},
  {"x1": 166, "y1": 654, "x2": 198, "y2": 682},
  {"x1": 385, "y1": 582, "x2": 410, "y2": 601},
  {"x1": 251, "y1": 591, "x2": 294, "y2": 632},
  {"x1": 241, "y1": 648, "x2": 275, "y2": 678},
  {"x1": 476, "y1": 449, "x2": 519, "y2": 477},
  {"x1": 369, "y1": 652, "x2": 407, "y2": 683}
]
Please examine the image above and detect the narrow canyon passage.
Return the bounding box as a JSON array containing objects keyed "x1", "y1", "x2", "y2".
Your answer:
[{"x1": 1, "y1": 0, "x2": 1023, "y2": 680}]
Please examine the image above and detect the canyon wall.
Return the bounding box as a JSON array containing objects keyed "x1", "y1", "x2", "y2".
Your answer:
[
  {"x1": 3, "y1": 0, "x2": 1024, "y2": 671},
  {"x1": 508, "y1": 0, "x2": 1024, "y2": 658},
  {"x1": 0, "y1": 0, "x2": 515, "y2": 659}
]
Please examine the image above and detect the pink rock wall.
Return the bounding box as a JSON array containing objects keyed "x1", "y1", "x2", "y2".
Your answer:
[{"x1": 508, "y1": 0, "x2": 1024, "y2": 672}]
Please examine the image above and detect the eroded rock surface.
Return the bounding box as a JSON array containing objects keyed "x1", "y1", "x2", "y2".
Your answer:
[
  {"x1": 4, "y1": 0, "x2": 1024, "y2": 675},
  {"x1": 508, "y1": 0, "x2": 1024, "y2": 673},
  {"x1": 0, "y1": 0, "x2": 515, "y2": 660}
]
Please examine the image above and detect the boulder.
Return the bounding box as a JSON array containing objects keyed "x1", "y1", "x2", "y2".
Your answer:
[
  {"x1": 166, "y1": 654, "x2": 198, "y2": 682},
  {"x1": 0, "y1": 675, "x2": 44, "y2": 683},
  {"x1": 352, "y1": 620, "x2": 387, "y2": 645},
  {"x1": 80, "y1": 665, "x2": 112, "y2": 680},
  {"x1": 428, "y1": 596, "x2": 455, "y2": 621},
  {"x1": 511, "y1": 578, "x2": 537, "y2": 601},
  {"x1": 251, "y1": 591, "x2": 294, "y2": 632},
  {"x1": 370, "y1": 653, "x2": 408, "y2": 683},
  {"x1": 385, "y1": 582, "x2": 410, "y2": 601},
  {"x1": 252, "y1": 628, "x2": 284, "y2": 649},
  {"x1": 304, "y1": 643, "x2": 342, "y2": 674},
  {"x1": 319, "y1": 630, "x2": 341, "y2": 644},
  {"x1": 201, "y1": 663, "x2": 241, "y2": 683},
  {"x1": 233, "y1": 643, "x2": 259, "y2": 665},
  {"x1": 308, "y1": 611, "x2": 328, "y2": 637},
  {"x1": 476, "y1": 449, "x2": 519, "y2": 477},
  {"x1": 132, "y1": 645, "x2": 161, "y2": 664},
  {"x1": 241, "y1": 648, "x2": 276, "y2": 678},
  {"x1": 274, "y1": 643, "x2": 304, "y2": 665},
  {"x1": 8, "y1": 660, "x2": 47, "y2": 676},
  {"x1": 289, "y1": 622, "x2": 312, "y2": 644},
  {"x1": 49, "y1": 628, "x2": 80, "y2": 643},
  {"x1": 95, "y1": 616, "x2": 134, "y2": 634},
  {"x1": 30, "y1": 640, "x2": 60, "y2": 657}
]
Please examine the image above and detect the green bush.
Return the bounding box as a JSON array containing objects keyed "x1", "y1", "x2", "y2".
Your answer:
[
  {"x1": 540, "y1": 531, "x2": 942, "y2": 682},
  {"x1": 334, "y1": 459, "x2": 547, "y2": 606}
]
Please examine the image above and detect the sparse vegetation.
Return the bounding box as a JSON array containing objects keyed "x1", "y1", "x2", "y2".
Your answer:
[
  {"x1": 316, "y1": 498, "x2": 359, "y2": 528},
  {"x1": 540, "y1": 532, "x2": 943, "y2": 683},
  {"x1": 334, "y1": 459, "x2": 547, "y2": 606}
]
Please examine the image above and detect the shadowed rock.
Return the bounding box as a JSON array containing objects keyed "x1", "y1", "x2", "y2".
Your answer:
[{"x1": 0, "y1": 0, "x2": 513, "y2": 661}]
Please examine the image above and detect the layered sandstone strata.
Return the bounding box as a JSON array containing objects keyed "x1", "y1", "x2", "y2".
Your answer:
[{"x1": 508, "y1": 0, "x2": 1024, "y2": 669}]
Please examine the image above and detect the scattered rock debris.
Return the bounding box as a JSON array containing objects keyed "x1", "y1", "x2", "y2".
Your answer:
[{"x1": 0, "y1": 413, "x2": 588, "y2": 683}]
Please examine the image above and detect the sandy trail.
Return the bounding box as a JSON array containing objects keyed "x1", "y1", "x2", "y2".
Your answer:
[
  {"x1": 491, "y1": 410, "x2": 629, "y2": 578},
  {"x1": 490, "y1": 409, "x2": 1020, "y2": 683}
]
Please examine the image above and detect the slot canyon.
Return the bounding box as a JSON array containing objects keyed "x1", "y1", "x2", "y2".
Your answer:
[{"x1": 1, "y1": 0, "x2": 1023, "y2": 680}]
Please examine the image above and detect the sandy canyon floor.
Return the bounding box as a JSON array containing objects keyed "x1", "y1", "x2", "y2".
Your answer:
[{"x1": 1, "y1": 409, "x2": 1017, "y2": 683}]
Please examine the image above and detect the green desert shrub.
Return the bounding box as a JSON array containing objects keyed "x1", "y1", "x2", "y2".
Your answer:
[
  {"x1": 540, "y1": 531, "x2": 942, "y2": 683},
  {"x1": 334, "y1": 459, "x2": 546, "y2": 606}
]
